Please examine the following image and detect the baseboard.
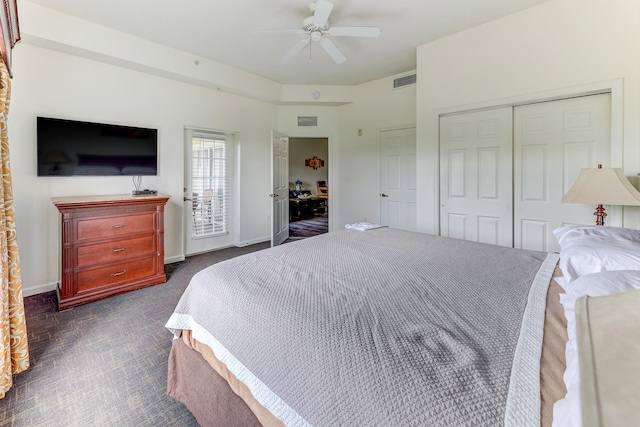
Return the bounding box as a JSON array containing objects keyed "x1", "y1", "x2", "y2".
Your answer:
[
  {"x1": 22, "y1": 282, "x2": 57, "y2": 297},
  {"x1": 165, "y1": 254, "x2": 186, "y2": 264},
  {"x1": 235, "y1": 236, "x2": 270, "y2": 247}
]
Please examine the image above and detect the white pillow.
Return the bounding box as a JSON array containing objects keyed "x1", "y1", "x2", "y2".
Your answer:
[
  {"x1": 553, "y1": 225, "x2": 640, "y2": 284},
  {"x1": 552, "y1": 270, "x2": 640, "y2": 427}
]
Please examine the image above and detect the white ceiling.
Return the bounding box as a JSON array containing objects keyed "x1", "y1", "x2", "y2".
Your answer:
[{"x1": 25, "y1": 0, "x2": 552, "y2": 86}]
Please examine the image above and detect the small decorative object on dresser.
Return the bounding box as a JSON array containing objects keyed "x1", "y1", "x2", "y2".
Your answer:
[{"x1": 51, "y1": 194, "x2": 170, "y2": 310}]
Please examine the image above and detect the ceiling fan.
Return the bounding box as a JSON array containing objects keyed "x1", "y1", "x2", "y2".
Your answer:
[{"x1": 258, "y1": 0, "x2": 381, "y2": 65}]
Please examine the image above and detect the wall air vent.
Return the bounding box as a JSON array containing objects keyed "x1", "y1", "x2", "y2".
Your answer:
[
  {"x1": 393, "y1": 74, "x2": 417, "y2": 89},
  {"x1": 298, "y1": 116, "x2": 318, "y2": 127}
]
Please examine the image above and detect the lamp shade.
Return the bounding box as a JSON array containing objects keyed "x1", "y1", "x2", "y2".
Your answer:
[{"x1": 561, "y1": 168, "x2": 640, "y2": 206}]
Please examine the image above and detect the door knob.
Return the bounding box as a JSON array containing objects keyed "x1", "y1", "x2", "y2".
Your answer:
[
  {"x1": 269, "y1": 193, "x2": 277, "y2": 198},
  {"x1": 381, "y1": 193, "x2": 389, "y2": 197}
]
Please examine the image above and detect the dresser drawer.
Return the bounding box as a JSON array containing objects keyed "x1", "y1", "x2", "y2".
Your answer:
[
  {"x1": 76, "y1": 235, "x2": 155, "y2": 268},
  {"x1": 76, "y1": 212, "x2": 155, "y2": 241},
  {"x1": 76, "y1": 258, "x2": 156, "y2": 294}
]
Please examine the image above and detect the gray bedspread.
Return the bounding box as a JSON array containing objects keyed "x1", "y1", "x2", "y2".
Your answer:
[{"x1": 166, "y1": 228, "x2": 558, "y2": 426}]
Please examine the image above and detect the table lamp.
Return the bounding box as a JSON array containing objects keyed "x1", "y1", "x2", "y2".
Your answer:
[{"x1": 561, "y1": 164, "x2": 640, "y2": 225}]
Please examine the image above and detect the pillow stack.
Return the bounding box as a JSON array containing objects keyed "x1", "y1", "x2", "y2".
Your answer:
[
  {"x1": 551, "y1": 225, "x2": 640, "y2": 427},
  {"x1": 553, "y1": 225, "x2": 640, "y2": 287}
]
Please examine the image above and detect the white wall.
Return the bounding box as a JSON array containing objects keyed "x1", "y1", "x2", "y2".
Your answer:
[
  {"x1": 278, "y1": 75, "x2": 417, "y2": 230},
  {"x1": 9, "y1": 43, "x2": 278, "y2": 296},
  {"x1": 416, "y1": 0, "x2": 640, "y2": 234},
  {"x1": 9, "y1": 2, "x2": 416, "y2": 297}
]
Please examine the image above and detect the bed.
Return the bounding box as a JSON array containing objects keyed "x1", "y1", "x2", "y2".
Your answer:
[{"x1": 165, "y1": 225, "x2": 640, "y2": 426}]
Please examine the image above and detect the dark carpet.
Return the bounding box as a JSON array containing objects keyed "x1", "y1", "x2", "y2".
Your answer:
[
  {"x1": 0, "y1": 242, "x2": 269, "y2": 427},
  {"x1": 287, "y1": 215, "x2": 328, "y2": 241}
]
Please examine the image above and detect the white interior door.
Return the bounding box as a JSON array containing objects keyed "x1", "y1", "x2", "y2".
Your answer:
[
  {"x1": 514, "y1": 93, "x2": 612, "y2": 252},
  {"x1": 380, "y1": 128, "x2": 417, "y2": 231},
  {"x1": 440, "y1": 108, "x2": 513, "y2": 246},
  {"x1": 271, "y1": 130, "x2": 289, "y2": 247}
]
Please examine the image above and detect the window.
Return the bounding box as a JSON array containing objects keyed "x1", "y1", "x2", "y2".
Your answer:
[{"x1": 190, "y1": 131, "x2": 232, "y2": 237}]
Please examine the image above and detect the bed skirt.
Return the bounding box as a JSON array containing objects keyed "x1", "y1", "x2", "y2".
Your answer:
[{"x1": 167, "y1": 335, "x2": 262, "y2": 427}]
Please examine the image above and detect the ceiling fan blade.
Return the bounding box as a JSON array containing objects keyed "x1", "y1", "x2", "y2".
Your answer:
[
  {"x1": 313, "y1": 0, "x2": 334, "y2": 28},
  {"x1": 279, "y1": 38, "x2": 311, "y2": 64},
  {"x1": 319, "y1": 38, "x2": 346, "y2": 64},
  {"x1": 255, "y1": 29, "x2": 307, "y2": 35},
  {"x1": 327, "y1": 26, "x2": 381, "y2": 37}
]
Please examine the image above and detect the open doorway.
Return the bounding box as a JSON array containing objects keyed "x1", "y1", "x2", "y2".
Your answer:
[{"x1": 287, "y1": 137, "x2": 329, "y2": 241}]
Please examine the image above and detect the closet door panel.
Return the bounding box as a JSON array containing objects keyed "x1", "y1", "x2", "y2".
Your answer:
[
  {"x1": 478, "y1": 216, "x2": 500, "y2": 245},
  {"x1": 440, "y1": 108, "x2": 513, "y2": 246},
  {"x1": 521, "y1": 145, "x2": 547, "y2": 202},
  {"x1": 514, "y1": 93, "x2": 611, "y2": 252}
]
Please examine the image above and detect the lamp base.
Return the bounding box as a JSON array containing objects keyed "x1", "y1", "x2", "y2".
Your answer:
[{"x1": 594, "y1": 204, "x2": 607, "y2": 226}]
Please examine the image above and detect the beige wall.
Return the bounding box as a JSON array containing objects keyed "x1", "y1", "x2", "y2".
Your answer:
[{"x1": 416, "y1": 0, "x2": 640, "y2": 234}]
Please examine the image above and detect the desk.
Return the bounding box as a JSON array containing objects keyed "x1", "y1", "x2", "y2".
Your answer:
[{"x1": 289, "y1": 197, "x2": 326, "y2": 221}]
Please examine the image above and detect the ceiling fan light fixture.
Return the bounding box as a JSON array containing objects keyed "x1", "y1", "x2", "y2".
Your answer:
[{"x1": 310, "y1": 31, "x2": 323, "y2": 42}]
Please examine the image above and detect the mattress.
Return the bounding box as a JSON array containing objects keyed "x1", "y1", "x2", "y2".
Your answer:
[{"x1": 166, "y1": 228, "x2": 563, "y2": 426}]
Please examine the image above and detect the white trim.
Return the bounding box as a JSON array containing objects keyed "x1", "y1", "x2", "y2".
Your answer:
[
  {"x1": 22, "y1": 282, "x2": 57, "y2": 297},
  {"x1": 184, "y1": 124, "x2": 239, "y2": 136},
  {"x1": 235, "y1": 235, "x2": 270, "y2": 247},
  {"x1": 165, "y1": 254, "x2": 185, "y2": 264},
  {"x1": 377, "y1": 123, "x2": 416, "y2": 133}
]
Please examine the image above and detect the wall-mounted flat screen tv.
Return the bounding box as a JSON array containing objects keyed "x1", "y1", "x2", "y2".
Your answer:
[{"x1": 37, "y1": 117, "x2": 158, "y2": 177}]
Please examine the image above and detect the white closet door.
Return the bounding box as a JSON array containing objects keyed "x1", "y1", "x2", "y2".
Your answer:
[
  {"x1": 514, "y1": 93, "x2": 611, "y2": 252},
  {"x1": 440, "y1": 108, "x2": 513, "y2": 247}
]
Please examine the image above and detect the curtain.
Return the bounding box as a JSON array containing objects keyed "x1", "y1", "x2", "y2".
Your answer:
[{"x1": 0, "y1": 56, "x2": 28, "y2": 399}]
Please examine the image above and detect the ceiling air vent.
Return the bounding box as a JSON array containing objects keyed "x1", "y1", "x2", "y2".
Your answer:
[
  {"x1": 393, "y1": 74, "x2": 417, "y2": 89},
  {"x1": 298, "y1": 116, "x2": 318, "y2": 127}
]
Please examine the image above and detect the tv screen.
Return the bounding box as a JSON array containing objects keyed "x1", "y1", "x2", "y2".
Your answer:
[{"x1": 37, "y1": 117, "x2": 158, "y2": 176}]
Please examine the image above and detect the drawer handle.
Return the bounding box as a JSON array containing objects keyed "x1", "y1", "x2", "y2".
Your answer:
[
  {"x1": 111, "y1": 269, "x2": 127, "y2": 277},
  {"x1": 112, "y1": 247, "x2": 127, "y2": 253},
  {"x1": 112, "y1": 224, "x2": 127, "y2": 229}
]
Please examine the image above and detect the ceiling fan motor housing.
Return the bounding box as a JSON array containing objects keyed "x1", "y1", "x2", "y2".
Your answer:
[{"x1": 303, "y1": 16, "x2": 328, "y2": 32}]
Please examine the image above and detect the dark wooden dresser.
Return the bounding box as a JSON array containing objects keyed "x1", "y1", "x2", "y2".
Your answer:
[{"x1": 52, "y1": 194, "x2": 170, "y2": 310}]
